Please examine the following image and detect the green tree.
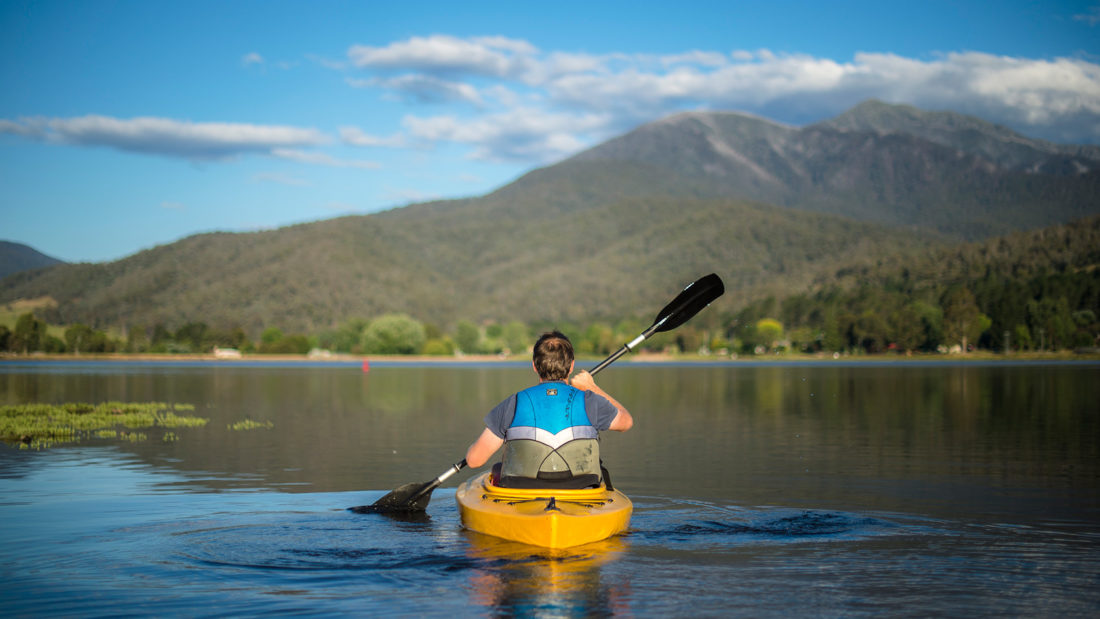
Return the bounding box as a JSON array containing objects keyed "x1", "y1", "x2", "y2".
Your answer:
[
  {"x1": 260, "y1": 327, "x2": 284, "y2": 346},
  {"x1": 65, "y1": 323, "x2": 108, "y2": 354},
  {"x1": 175, "y1": 322, "x2": 209, "y2": 352},
  {"x1": 317, "y1": 319, "x2": 367, "y2": 353},
  {"x1": 126, "y1": 324, "x2": 150, "y2": 353},
  {"x1": 942, "y1": 287, "x2": 988, "y2": 352},
  {"x1": 454, "y1": 320, "x2": 481, "y2": 354},
  {"x1": 11, "y1": 313, "x2": 47, "y2": 353},
  {"x1": 1027, "y1": 297, "x2": 1075, "y2": 350},
  {"x1": 1013, "y1": 324, "x2": 1033, "y2": 351},
  {"x1": 579, "y1": 323, "x2": 615, "y2": 355},
  {"x1": 853, "y1": 311, "x2": 889, "y2": 353},
  {"x1": 422, "y1": 337, "x2": 456, "y2": 356},
  {"x1": 755, "y1": 318, "x2": 783, "y2": 352},
  {"x1": 912, "y1": 300, "x2": 944, "y2": 351},
  {"x1": 502, "y1": 321, "x2": 529, "y2": 355},
  {"x1": 263, "y1": 334, "x2": 311, "y2": 354},
  {"x1": 890, "y1": 304, "x2": 924, "y2": 353},
  {"x1": 361, "y1": 313, "x2": 426, "y2": 355},
  {"x1": 42, "y1": 335, "x2": 66, "y2": 353},
  {"x1": 151, "y1": 324, "x2": 173, "y2": 349}
]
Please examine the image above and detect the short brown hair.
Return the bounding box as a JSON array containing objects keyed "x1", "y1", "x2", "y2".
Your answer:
[{"x1": 532, "y1": 331, "x2": 574, "y2": 381}]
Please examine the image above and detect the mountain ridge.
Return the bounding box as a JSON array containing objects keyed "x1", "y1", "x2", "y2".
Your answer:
[
  {"x1": 0, "y1": 241, "x2": 64, "y2": 280},
  {"x1": 2, "y1": 100, "x2": 1097, "y2": 337}
]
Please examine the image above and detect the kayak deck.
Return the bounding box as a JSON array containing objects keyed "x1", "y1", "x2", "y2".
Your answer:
[{"x1": 455, "y1": 472, "x2": 632, "y2": 549}]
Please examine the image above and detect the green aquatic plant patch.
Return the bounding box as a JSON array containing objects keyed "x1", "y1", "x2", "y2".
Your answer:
[
  {"x1": 228, "y1": 419, "x2": 274, "y2": 431},
  {"x1": 0, "y1": 402, "x2": 207, "y2": 449}
]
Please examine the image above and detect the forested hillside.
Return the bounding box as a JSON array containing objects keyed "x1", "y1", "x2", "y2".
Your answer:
[
  {"x1": 730, "y1": 215, "x2": 1100, "y2": 353},
  {"x1": 1, "y1": 101, "x2": 1097, "y2": 355},
  {"x1": 0, "y1": 196, "x2": 946, "y2": 336}
]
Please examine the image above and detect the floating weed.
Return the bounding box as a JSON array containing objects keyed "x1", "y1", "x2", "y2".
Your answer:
[
  {"x1": 228, "y1": 419, "x2": 275, "y2": 431},
  {"x1": 0, "y1": 402, "x2": 208, "y2": 449}
]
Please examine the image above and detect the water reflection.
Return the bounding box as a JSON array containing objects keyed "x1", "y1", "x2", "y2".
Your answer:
[
  {"x1": 464, "y1": 532, "x2": 630, "y2": 616},
  {"x1": 1, "y1": 361, "x2": 1097, "y2": 523}
]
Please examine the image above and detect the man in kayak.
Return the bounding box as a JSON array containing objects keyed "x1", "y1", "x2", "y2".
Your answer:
[{"x1": 465, "y1": 331, "x2": 633, "y2": 489}]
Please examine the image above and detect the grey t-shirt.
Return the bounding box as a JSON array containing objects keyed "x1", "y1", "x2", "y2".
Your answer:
[{"x1": 483, "y1": 383, "x2": 619, "y2": 439}]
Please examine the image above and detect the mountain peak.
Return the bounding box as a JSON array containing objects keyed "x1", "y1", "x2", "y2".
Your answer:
[
  {"x1": 818, "y1": 99, "x2": 1100, "y2": 171},
  {"x1": 0, "y1": 241, "x2": 65, "y2": 280}
]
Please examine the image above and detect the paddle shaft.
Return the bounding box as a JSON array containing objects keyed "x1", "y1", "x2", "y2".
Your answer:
[
  {"x1": 404, "y1": 458, "x2": 467, "y2": 505},
  {"x1": 588, "y1": 321, "x2": 663, "y2": 376},
  {"x1": 588, "y1": 273, "x2": 724, "y2": 376}
]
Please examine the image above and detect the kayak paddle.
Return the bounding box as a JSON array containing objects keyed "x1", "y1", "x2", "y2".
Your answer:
[
  {"x1": 351, "y1": 272, "x2": 725, "y2": 514},
  {"x1": 349, "y1": 459, "x2": 467, "y2": 514},
  {"x1": 589, "y1": 272, "x2": 724, "y2": 375}
]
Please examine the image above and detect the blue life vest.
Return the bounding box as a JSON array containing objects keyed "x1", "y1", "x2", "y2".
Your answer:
[{"x1": 500, "y1": 382, "x2": 601, "y2": 487}]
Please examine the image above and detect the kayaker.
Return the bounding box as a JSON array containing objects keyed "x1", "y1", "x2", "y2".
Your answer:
[{"x1": 465, "y1": 331, "x2": 633, "y2": 489}]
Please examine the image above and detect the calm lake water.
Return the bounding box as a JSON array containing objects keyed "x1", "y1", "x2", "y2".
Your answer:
[{"x1": 1, "y1": 360, "x2": 1098, "y2": 616}]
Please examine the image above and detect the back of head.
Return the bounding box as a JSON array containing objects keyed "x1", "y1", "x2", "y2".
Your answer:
[{"x1": 532, "y1": 331, "x2": 574, "y2": 381}]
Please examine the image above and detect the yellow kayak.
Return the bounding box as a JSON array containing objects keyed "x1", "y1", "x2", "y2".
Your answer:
[{"x1": 455, "y1": 472, "x2": 633, "y2": 549}]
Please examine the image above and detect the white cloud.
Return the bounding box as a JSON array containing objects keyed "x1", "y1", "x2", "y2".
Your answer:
[
  {"x1": 271, "y1": 148, "x2": 380, "y2": 169},
  {"x1": 381, "y1": 187, "x2": 444, "y2": 204},
  {"x1": 660, "y1": 50, "x2": 729, "y2": 68},
  {"x1": 253, "y1": 172, "x2": 310, "y2": 186},
  {"x1": 0, "y1": 115, "x2": 327, "y2": 159},
  {"x1": 335, "y1": 35, "x2": 1100, "y2": 160},
  {"x1": 339, "y1": 126, "x2": 408, "y2": 148},
  {"x1": 350, "y1": 74, "x2": 483, "y2": 104},
  {"x1": 402, "y1": 107, "x2": 607, "y2": 162},
  {"x1": 347, "y1": 34, "x2": 535, "y2": 78},
  {"x1": 9, "y1": 34, "x2": 1100, "y2": 178}
]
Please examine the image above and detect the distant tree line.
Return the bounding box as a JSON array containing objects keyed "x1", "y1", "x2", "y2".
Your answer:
[
  {"x1": 3, "y1": 275, "x2": 1096, "y2": 359},
  {"x1": 726, "y1": 266, "x2": 1099, "y2": 355},
  {"x1": 3, "y1": 241, "x2": 1097, "y2": 357}
]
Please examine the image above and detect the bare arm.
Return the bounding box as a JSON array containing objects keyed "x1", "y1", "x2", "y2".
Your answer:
[
  {"x1": 465, "y1": 427, "x2": 504, "y2": 468},
  {"x1": 570, "y1": 370, "x2": 633, "y2": 432}
]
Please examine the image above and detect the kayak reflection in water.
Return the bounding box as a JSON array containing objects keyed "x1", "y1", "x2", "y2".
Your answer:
[
  {"x1": 465, "y1": 331, "x2": 633, "y2": 489},
  {"x1": 465, "y1": 533, "x2": 632, "y2": 616}
]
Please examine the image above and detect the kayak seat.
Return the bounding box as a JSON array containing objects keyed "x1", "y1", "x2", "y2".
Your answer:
[{"x1": 491, "y1": 462, "x2": 601, "y2": 490}]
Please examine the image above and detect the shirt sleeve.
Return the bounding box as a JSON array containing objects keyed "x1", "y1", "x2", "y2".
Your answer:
[
  {"x1": 584, "y1": 391, "x2": 619, "y2": 431},
  {"x1": 483, "y1": 393, "x2": 517, "y2": 439}
]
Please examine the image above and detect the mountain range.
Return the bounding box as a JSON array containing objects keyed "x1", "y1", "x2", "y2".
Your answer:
[
  {"x1": 0, "y1": 241, "x2": 63, "y2": 280},
  {"x1": 2, "y1": 100, "x2": 1098, "y2": 336}
]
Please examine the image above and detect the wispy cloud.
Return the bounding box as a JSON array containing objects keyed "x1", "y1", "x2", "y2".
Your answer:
[
  {"x1": 270, "y1": 148, "x2": 380, "y2": 169},
  {"x1": 0, "y1": 115, "x2": 327, "y2": 159},
  {"x1": 402, "y1": 107, "x2": 607, "y2": 162},
  {"x1": 348, "y1": 74, "x2": 483, "y2": 105},
  {"x1": 253, "y1": 172, "x2": 310, "y2": 186},
  {"x1": 339, "y1": 126, "x2": 408, "y2": 148},
  {"x1": 1074, "y1": 6, "x2": 1100, "y2": 25}
]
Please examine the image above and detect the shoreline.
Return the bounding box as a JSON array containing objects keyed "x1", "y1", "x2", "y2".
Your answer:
[{"x1": 2, "y1": 351, "x2": 1097, "y2": 364}]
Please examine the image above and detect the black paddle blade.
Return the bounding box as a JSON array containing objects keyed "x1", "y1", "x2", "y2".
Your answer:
[
  {"x1": 348, "y1": 481, "x2": 435, "y2": 514},
  {"x1": 651, "y1": 273, "x2": 725, "y2": 333}
]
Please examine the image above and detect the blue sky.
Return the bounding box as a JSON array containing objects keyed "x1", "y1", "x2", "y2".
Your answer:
[{"x1": 2, "y1": 0, "x2": 1098, "y2": 263}]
